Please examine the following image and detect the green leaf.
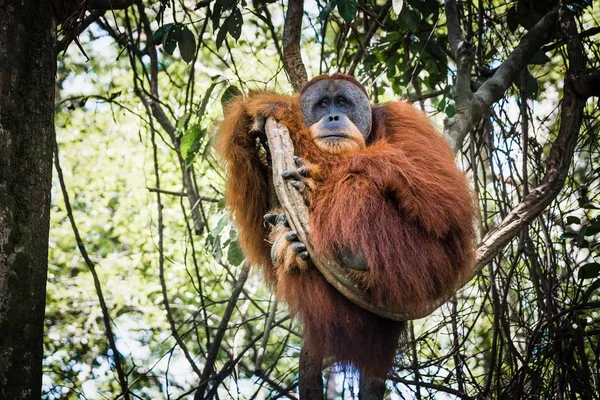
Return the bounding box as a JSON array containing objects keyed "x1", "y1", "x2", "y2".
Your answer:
[
  {"x1": 218, "y1": 0, "x2": 236, "y2": 8},
  {"x1": 401, "y1": 7, "x2": 421, "y2": 32},
  {"x1": 577, "y1": 224, "x2": 600, "y2": 237},
  {"x1": 528, "y1": 51, "x2": 551, "y2": 65},
  {"x1": 181, "y1": 124, "x2": 205, "y2": 165},
  {"x1": 228, "y1": 8, "x2": 243, "y2": 40},
  {"x1": 153, "y1": 23, "x2": 174, "y2": 43},
  {"x1": 392, "y1": 0, "x2": 404, "y2": 15},
  {"x1": 336, "y1": 0, "x2": 357, "y2": 22},
  {"x1": 507, "y1": 6, "x2": 519, "y2": 32},
  {"x1": 577, "y1": 226, "x2": 588, "y2": 246},
  {"x1": 585, "y1": 226, "x2": 600, "y2": 236},
  {"x1": 221, "y1": 85, "x2": 242, "y2": 111},
  {"x1": 213, "y1": 215, "x2": 229, "y2": 236},
  {"x1": 212, "y1": 235, "x2": 223, "y2": 259},
  {"x1": 197, "y1": 81, "x2": 218, "y2": 124},
  {"x1": 566, "y1": 216, "x2": 581, "y2": 225},
  {"x1": 417, "y1": 0, "x2": 438, "y2": 20},
  {"x1": 437, "y1": 98, "x2": 446, "y2": 113},
  {"x1": 212, "y1": 1, "x2": 223, "y2": 30},
  {"x1": 178, "y1": 26, "x2": 196, "y2": 63},
  {"x1": 163, "y1": 24, "x2": 182, "y2": 55},
  {"x1": 578, "y1": 262, "x2": 600, "y2": 280},
  {"x1": 524, "y1": 69, "x2": 539, "y2": 99},
  {"x1": 560, "y1": 232, "x2": 578, "y2": 239},
  {"x1": 445, "y1": 103, "x2": 455, "y2": 118},
  {"x1": 216, "y1": 24, "x2": 228, "y2": 49},
  {"x1": 176, "y1": 112, "x2": 192, "y2": 135},
  {"x1": 319, "y1": 0, "x2": 336, "y2": 19},
  {"x1": 582, "y1": 203, "x2": 600, "y2": 209},
  {"x1": 227, "y1": 239, "x2": 245, "y2": 266},
  {"x1": 582, "y1": 278, "x2": 600, "y2": 303},
  {"x1": 206, "y1": 214, "x2": 228, "y2": 247}
]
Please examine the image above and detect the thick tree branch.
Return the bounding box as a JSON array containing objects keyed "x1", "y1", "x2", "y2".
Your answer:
[
  {"x1": 443, "y1": 0, "x2": 475, "y2": 151},
  {"x1": 283, "y1": 0, "x2": 308, "y2": 91},
  {"x1": 265, "y1": 17, "x2": 590, "y2": 317},
  {"x1": 443, "y1": 7, "x2": 559, "y2": 151},
  {"x1": 474, "y1": 76, "x2": 584, "y2": 268},
  {"x1": 474, "y1": 9, "x2": 590, "y2": 269},
  {"x1": 474, "y1": 9, "x2": 558, "y2": 108},
  {"x1": 445, "y1": 0, "x2": 463, "y2": 56}
]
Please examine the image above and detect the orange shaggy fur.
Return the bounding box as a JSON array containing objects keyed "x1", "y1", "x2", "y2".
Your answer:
[{"x1": 215, "y1": 76, "x2": 476, "y2": 378}]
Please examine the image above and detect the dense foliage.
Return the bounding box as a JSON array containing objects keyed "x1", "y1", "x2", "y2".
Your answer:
[{"x1": 43, "y1": 0, "x2": 599, "y2": 398}]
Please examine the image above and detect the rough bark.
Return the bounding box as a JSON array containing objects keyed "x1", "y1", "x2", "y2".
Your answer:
[
  {"x1": 265, "y1": 54, "x2": 588, "y2": 320},
  {"x1": 443, "y1": 2, "x2": 558, "y2": 151},
  {"x1": 282, "y1": 0, "x2": 308, "y2": 91},
  {"x1": 0, "y1": 0, "x2": 57, "y2": 398}
]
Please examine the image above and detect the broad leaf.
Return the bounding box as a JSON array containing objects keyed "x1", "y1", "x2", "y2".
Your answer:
[
  {"x1": 401, "y1": 7, "x2": 421, "y2": 32},
  {"x1": 578, "y1": 262, "x2": 600, "y2": 280},
  {"x1": 221, "y1": 85, "x2": 242, "y2": 111},
  {"x1": 153, "y1": 23, "x2": 174, "y2": 43},
  {"x1": 176, "y1": 112, "x2": 191, "y2": 134},
  {"x1": 337, "y1": 0, "x2": 357, "y2": 22},
  {"x1": 228, "y1": 8, "x2": 243, "y2": 40},
  {"x1": 392, "y1": 0, "x2": 404, "y2": 16},
  {"x1": 216, "y1": 24, "x2": 228, "y2": 49},
  {"x1": 178, "y1": 26, "x2": 196, "y2": 63},
  {"x1": 212, "y1": 1, "x2": 223, "y2": 30},
  {"x1": 163, "y1": 24, "x2": 182, "y2": 55},
  {"x1": 218, "y1": 0, "x2": 236, "y2": 8},
  {"x1": 227, "y1": 239, "x2": 245, "y2": 266},
  {"x1": 529, "y1": 51, "x2": 551, "y2": 65},
  {"x1": 181, "y1": 124, "x2": 205, "y2": 165},
  {"x1": 319, "y1": 0, "x2": 336, "y2": 19}
]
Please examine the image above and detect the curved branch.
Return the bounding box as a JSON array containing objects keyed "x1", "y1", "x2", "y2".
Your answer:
[
  {"x1": 443, "y1": 6, "x2": 559, "y2": 151},
  {"x1": 473, "y1": 75, "x2": 584, "y2": 270},
  {"x1": 266, "y1": 119, "x2": 455, "y2": 320},
  {"x1": 265, "y1": 49, "x2": 586, "y2": 319},
  {"x1": 282, "y1": 0, "x2": 308, "y2": 91},
  {"x1": 265, "y1": 8, "x2": 591, "y2": 324}
]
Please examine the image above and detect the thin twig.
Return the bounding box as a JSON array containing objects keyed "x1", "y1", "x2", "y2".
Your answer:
[
  {"x1": 54, "y1": 141, "x2": 131, "y2": 400},
  {"x1": 150, "y1": 110, "x2": 203, "y2": 379},
  {"x1": 195, "y1": 262, "x2": 250, "y2": 399}
]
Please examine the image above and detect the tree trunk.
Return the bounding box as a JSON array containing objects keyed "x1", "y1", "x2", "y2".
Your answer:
[{"x1": 0, "y1": 0, "x2": 56, "y2": 398}]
